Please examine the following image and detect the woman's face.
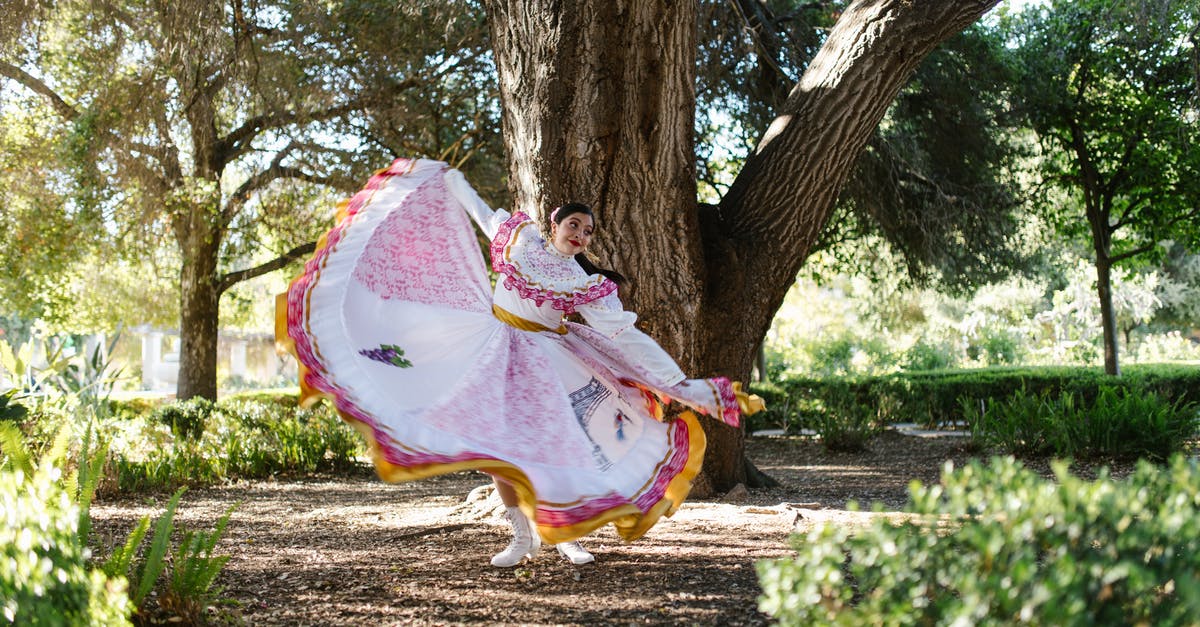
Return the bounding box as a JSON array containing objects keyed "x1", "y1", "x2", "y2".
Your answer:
[{"x1": 551, "y1": 211, "x2": 594, "y2": 256}]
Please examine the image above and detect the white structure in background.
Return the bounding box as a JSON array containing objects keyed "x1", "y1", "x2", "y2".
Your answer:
[
  {"x1": 140, "y1": 329, "x2": 178, "y2": 392},
  {"x1": 134, "y1": 325, "x2": 292, "y2": 393}
]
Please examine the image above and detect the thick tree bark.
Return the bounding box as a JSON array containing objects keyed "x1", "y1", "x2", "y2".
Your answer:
[
  {"x1": 485, "y1": 0, "x2": 999, "y2": 494},
  {"x1": 485, "y1": 0, "x2": 704, "y2": 362}
]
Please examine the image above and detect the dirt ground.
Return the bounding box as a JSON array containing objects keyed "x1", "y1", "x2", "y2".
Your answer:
[{"x1": 88, "y1": 429, "x2": 1096, "y2": 625}]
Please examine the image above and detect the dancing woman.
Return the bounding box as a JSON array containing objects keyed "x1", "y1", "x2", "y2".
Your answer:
[{"x1": 281, "y1": 158, "x2": 762, "y2": 567}]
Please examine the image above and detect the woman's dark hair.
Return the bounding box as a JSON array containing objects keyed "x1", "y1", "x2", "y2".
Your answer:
[{"x1": 552, "y1": 202, "x2": 628, "y2": 288}]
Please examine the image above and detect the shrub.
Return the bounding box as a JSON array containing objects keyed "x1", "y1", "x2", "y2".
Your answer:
[
  {"x1": 106, "y1": 395, "x2": 165, "y2": 421},
  {"x1": 901, "y1": 338, "x2": 957, "y2": 372},
  {"x1": 770, "y1": 364, "x2": 1200, "y2": 430},
  {"x1": 758, "y1": 455, "x2": 1200, "y2": 625},
  {"x1": 0, "y1": 467, "x2": 131, "y2": 625},
  {"x1": 100, "y1": 487, "x2": 237, "y2": 624},
  {"x1": 160, "y1": 504, "x2": 236, "y2": 622},
  {"x1": 151, "y1": 398, "x2": 216, "y2": 441},
  {"x1": 810, "y1": 380, "x2": 885, "y2": 452},
  {"x1": 746, "y1": 381, "x2": 796, "y2": 434},
  {"x1": 114, "y1": 398, "x2": 364, "y2": 491},
  {"x1": 0, "y1": 389, "x2": 28, "y2": 423},
  {"x1": 964, "y1": 386, "x2": 1199, "y2": 460}
]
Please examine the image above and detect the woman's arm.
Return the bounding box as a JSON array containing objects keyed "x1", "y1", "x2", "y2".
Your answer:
[
  {"x1": 444, "y1": 169, "x2": 510, "y2": 239},
  {"x1": 576, "y1": 293, "x2": 687, "y2": 387}
]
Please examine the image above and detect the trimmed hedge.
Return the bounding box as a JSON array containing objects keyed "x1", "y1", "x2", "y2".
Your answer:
[{"x1": 751, "y1": 364, "x2": 1200, "y2": 432}]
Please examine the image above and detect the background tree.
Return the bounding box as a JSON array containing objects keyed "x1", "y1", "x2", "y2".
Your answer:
[
  {"x1": 0, "y1": 0, "x2": 501, "y2": 399},
  {"x1": 483, "y1": 0, "x2": 1001, "y2": 492},
  {"x1": 1006, "y1": 0, "x2": 1200, "y2": 375}
]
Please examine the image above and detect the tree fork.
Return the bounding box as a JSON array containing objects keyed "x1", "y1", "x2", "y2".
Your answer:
[{"x1": 485, "y1": 0, "x2": 1001, "y2": 493}]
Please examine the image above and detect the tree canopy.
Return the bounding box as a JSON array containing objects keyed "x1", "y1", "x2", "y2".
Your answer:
[
  {"x1": 1006, "y1": 0, "x2": 1200, "y2": 374},
  {"x1": 0, "y1": 0, "x2": 503, "y2": 397}
]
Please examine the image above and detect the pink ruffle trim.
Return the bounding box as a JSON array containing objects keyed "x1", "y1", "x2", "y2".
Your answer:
[{"x1": 712, "y1": 377, "x2": 741, "y2": 427}]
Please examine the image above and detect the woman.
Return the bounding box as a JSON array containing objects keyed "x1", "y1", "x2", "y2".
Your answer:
[{"x1": 281, "y1": 158, "x2": 761, "y2": 567}]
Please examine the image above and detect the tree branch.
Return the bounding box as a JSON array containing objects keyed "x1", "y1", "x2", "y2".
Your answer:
[
  {"x1": 0, "y1": 61, "x2": 78, "y2": 120},
  {"x1": 1108, "y1": 242, "x2": 1157, "y2": 265},
  {"x1": 216, "y1": 240, "x2": 317, "y2": 294},
  {"x1": 218, "y1": 77, "x2": 420, "y2": 166}
]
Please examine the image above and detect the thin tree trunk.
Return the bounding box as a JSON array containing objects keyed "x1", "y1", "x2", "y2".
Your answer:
[{"x1": 1095, "y1": 255, "x2": 1120, "y2": 376}]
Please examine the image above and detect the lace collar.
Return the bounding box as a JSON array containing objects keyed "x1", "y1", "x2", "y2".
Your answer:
[{"x1": 490, "y1": 212, "x2": 617, "y2": 313}]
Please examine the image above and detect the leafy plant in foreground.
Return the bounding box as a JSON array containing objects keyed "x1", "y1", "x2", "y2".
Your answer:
[{"x1": 758, "y1": 455, "x2": 1200, "y2": 625}]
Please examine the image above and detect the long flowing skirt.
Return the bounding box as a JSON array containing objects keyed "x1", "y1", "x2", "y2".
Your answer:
[{"x1": 280, "y1": 159, "x2": 714, "y2": 542}]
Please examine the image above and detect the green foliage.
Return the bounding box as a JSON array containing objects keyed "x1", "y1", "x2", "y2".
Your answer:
[
  {"x1": 1004, "y1": 0, "x2": 1200, "y2": 373},
  {"x1": 773, "y1": 363, "x2": 1200, "y2": 431},
  {"x1": 0, "y1": 420, "x2": 33, "y2": 475},
  {"x1": 745, "y1": 381, "x2": 794, "y2": 434},
  {"x1": 73, "y1": 425, "x2": 108, "y2": 551},
  {"x1": 98, "y1": 486, "x2": 237, "y2": 623},
  {"x1": 810, "y1": 379, "x2": 886, "y2": 452},
  {"x1": 160, "y1": 504, "x2": 236, "y2": 622},
  {"x1": 50, "y1": 332, "x2": 125, "y2": 404},
  {"x1": 113, "y1": 398, "x2": 364, "y2": 492},
  {"x1": 0, "y1": 388, "x2": 29, "y2": 422},
  {"x1": 965, "y1": 386, "x2": 1199, "y2": 461},
  {"x1": 758, "y1": 455, "x2": 1200, "y2": 625},
  {"x1": 131, "y1": 489, "x2": 184, "y2": 610},
  {"x1": 151, "y1": 397, "x2": 216, "y2": 441},
  {"x1": 0, "y1": 465, "x2": 131, "y2": 625},
  {"x1": 900, "y1": 337, "x2": 957, "y2": 372},
  {"x1": 106, "y1": 394, "x2": 167, "y2": 421}
]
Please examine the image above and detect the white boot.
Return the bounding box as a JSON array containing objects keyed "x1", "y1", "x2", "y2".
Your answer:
[
  {"x1": 491, "y1": 506, "x2": 541, "y2": 567},
  {"x1": 555, "y1": 541, "x2": 595, "y2": 565}
]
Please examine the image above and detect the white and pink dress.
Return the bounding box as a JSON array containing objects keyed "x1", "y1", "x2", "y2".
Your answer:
[{"x1": 281, "y1": 158, "x2": 751, "y2": 543}]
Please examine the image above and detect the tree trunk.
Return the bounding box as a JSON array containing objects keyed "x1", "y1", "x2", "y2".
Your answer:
[
  {"x1": 176, "y1": 220, "x2": 222, "y2": 401},
  {"x1": 1095, "y1": 255, "x2": 1120, "y2": 376},
  {"x1": 484, "y1": 0, "x2": 1000, "y2": 493},
  {"x1": 484, "y1": 0, "x2": 704, "y2": 363}
]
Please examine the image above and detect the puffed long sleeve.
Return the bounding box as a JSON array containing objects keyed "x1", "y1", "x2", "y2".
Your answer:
[
  {"x1": 577, "y1": 292, "x2": 687, "y2": 387},
  {"x1": 444, "y1": 168, "x2": 510, "y2": 239}
]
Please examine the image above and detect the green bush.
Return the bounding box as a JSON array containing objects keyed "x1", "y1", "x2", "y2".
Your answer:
[
  {"x1": 0, "y1": 389, "x2": 28, "y2": 423},
  {"x1": 160, "y1": 502, "x2": 236, "y2": 622},
  {"x1": 758, "y1": 455, "x2": 1200, "y2": 625},
  {"x1": 114, "y1": 398, "x2": 364, "y2": 491},
  {"x1": 746, "y1": 381, "x2": 796, "y2": 434},
  {"x1": 771, "y1": 364, "x2": 1200, "y2": 430},
  {"x1": 901, "y1": 338, "x2": 958, "y2": 372},
  {"x1": 810, "y1": 379, "x2": 885, "y2": 451},
  {"x1": 0, "y1": 467, "x2": 131, "y2": 625},
  {"x1": 965, "y1": 386, "x2": 1199, "y2": 460},
  {"x1": 106, "y1": 395, "x2": 165, "y2": 421},
  {"x1": 151, "y1": 398, "x2": 216, "y2": 441}
]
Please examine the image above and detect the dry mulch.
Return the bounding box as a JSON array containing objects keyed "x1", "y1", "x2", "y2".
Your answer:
[{"x1": 89, "y1": 430, "x2": 1120, "y2": 625}]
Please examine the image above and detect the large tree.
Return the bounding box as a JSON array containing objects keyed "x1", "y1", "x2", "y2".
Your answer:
[
  {"x1": 1006, "y1": 0, "x2": 1200, "y2": 375},
  {"x1": 0, "y1": 0, "x2": 500, "y2": 399},
  {"x1": 483, "y1": 0, "x2": 1001, "y2": 492}
]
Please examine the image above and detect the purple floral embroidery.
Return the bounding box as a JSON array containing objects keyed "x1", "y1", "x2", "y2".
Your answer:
[{"x1": 359, "y1": 344, "x2": 413, "y2": 368}]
